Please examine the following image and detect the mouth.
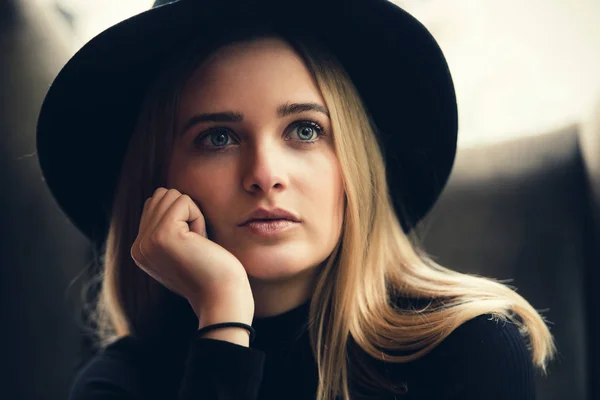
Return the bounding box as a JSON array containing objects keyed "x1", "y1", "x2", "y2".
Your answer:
[
  {"x1": 241, "y1": 219, "x2": 300, "y2": 236},
  {"x1": 239, "y1": 207, "x2": 301, "y2": 226},
  {"x1": 242, "y1": 218, "x2": 295, "y2": 226}
]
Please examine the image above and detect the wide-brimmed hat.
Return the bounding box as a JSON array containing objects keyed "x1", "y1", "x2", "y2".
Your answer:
[{"x1": 36, "y1": 0, "x2": 458, "y2": 244}]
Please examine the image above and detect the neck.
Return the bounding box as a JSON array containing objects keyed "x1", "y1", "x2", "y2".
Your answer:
[{"x1": 249, "y1": 266, "x2": 320, "y2": 318}]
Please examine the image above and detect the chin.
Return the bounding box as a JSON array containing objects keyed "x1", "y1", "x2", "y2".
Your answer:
[{"x1": 237, "y1": 249, "x2": 315, "y2": 281}]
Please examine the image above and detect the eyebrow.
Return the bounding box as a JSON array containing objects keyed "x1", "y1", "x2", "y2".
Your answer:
[
  {"x1": 180, "y1": 102, "x2": 330, "y2": 136},
  {"x1": 277, "y1": 102, "x2": 330, "y2": 118}
]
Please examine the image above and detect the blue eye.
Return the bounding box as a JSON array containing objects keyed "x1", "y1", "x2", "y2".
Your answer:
[
  {"x1": 194, "y1": 128, "x2": 233, "y2": 149},
  {"x1": 290, "y1": 121, "x2": 324, "y2": 142},
  {"x1": 194, "y1": 120, "x2": 327, "y2": 152}
]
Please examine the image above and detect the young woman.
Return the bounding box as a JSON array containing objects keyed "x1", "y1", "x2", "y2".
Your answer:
[{"x1": 36, "y1": 0, "x2": 556, "y2": 399}]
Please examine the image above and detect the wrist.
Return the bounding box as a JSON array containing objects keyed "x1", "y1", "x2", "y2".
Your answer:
[
  {"x1": 191, "y1": 289, "x2": 254, "y2": 326},
  {"x1": 196, "y1": 322, "x2": 252, "y2": 347}
]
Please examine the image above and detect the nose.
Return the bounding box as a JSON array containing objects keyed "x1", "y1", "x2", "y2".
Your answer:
[{"x1": 241, "y1": 137, "x2": 288, "y2": 195}]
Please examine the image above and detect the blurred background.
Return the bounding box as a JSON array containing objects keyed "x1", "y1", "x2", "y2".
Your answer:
[{"x1": 1, "y1": 0, "x2": 599, "y2": 399}]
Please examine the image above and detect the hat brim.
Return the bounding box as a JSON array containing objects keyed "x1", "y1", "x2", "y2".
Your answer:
[{"x1": 37, "y1": 0, "x2": 458, "y2": 243}]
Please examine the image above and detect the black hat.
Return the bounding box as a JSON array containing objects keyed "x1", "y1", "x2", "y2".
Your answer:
[{"x1": 36, "y1": 0, "x2": 458, "y2": 244}]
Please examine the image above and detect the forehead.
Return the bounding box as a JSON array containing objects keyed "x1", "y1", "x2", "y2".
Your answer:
[{"x1": 178, "y1": 37, "x2": 324, "y2": 110}]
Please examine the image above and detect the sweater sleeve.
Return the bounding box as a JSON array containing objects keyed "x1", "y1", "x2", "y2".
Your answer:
[
  {"x1": 177, "y1": 338, "x2": 265, "y2": 399},
  {"x1": 451, "y1": 314, "x2": 538, "y2": 400},
  {"x1": 68, "y1": 337, "x2": 266, "y2": 400}
]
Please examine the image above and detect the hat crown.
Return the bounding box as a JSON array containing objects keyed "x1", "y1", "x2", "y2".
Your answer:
[{"x1": 37, "y1": 0, "x2": 457, "y2": 243}]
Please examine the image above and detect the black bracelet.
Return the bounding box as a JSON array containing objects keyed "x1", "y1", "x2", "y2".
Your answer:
[{"x1": 196, "y1": 322, "x2": 256, "y2": 344}]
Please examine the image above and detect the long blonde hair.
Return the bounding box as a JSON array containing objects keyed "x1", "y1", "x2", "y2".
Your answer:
[{"x1": 85, "y1": 29, "x2": 556, "y2": 400}]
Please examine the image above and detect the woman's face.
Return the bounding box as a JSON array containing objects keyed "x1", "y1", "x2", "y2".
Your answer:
[{"x1": 167, "y1": 37, "x2": 345, "y2": 283}]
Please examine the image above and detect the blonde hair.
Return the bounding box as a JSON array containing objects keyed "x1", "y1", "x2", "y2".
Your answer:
[{"x1": 85, "y1": 31, "x2": 556, "y2": 400}]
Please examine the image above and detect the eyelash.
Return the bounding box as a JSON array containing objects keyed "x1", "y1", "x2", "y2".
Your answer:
[{"x1": 193, "y1": 120, "x2": 327, "y2": 153}]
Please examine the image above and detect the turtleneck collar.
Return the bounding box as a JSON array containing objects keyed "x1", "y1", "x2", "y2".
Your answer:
[
  {"x1": 250, "y1": 297, "x2": 319, "y2": 399},
  {"x1": 251, "y1": 297, "x2": 312, "y2": 351}
]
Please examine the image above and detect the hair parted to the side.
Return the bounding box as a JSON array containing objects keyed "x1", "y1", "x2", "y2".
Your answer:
[{"x1": 84, "y1": 27, "x2": 556, "y2": 400}]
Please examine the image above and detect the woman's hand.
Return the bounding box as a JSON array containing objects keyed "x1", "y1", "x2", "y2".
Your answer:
[{"x1": 130, "y1": 188, "x2": 254, "y2": 325}]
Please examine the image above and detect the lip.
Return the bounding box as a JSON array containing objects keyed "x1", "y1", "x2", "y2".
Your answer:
[
  {"x1": 242, "y1": 219, "x2": 299, "y2": 237},
  {"x1": 239, "y1": 207, "x2": 301, "y2": 226}
]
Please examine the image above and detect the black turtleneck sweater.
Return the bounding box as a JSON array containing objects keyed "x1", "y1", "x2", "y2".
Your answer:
[{"x1": 68, "y1": 298, "x2": 537, "y2": 400}]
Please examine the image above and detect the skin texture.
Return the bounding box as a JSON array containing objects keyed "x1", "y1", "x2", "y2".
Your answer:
[{"x1": 166, "y1": 37, "x2": 345, "y2": 318}]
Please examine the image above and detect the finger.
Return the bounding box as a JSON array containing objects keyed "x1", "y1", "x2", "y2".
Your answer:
[
  {"x1": 157, "y1": 194, "x2": 205, "y2": 238},
  {"x1": 138, "y1": 187, "x2": 169, "y2": 234},
  {"x1": 187, "y1": 196, "x2": 208, "y2": 237},
  {"x1": 134, "y1": 188, "x2": 181, "y2": 266},
  {"x1": 144, "y1": 188, "x2": 182, "y2": 236}
]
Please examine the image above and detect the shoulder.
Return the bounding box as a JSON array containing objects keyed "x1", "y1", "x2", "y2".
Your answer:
[
  {"x1": 438, "y1": 313, "x2": 533, "y2": 366},
  {"x1": 393, "y1": 297, "x2": 535, "y2": 373},
  {"x1": 384, "y1": 296, "x2": 537, "y2": 399},
  {"x1": 69, "y1": 336, "x2": 184, "y2": 400},
  {"x1": 427, "y1": 313, "x2": 537, "y2": 399},
  {"x1": 76, "y1": 337, "x2": 144, "y2": 376},
  {"x1": 68, "y1": 337, "x2": 145, "y2": 398}
]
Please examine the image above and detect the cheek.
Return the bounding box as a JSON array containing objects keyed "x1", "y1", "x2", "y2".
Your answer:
[
  {"x1": 167, "y1": 162, "x2": 234, "y2": 211},
  {"x1": 313, "y1": 162, "x2": 345, "y2": 251},
  {"x1": 308, "y1": 156, "x2": 345, "y2": 221}
]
